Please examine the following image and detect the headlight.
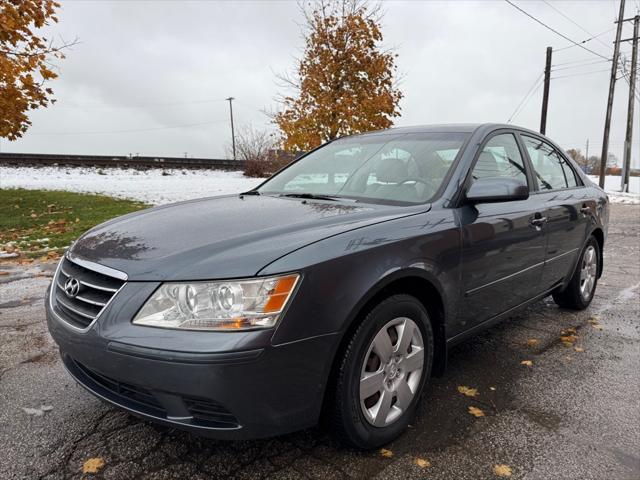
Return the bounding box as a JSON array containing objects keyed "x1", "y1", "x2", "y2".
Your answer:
[{"x1": 133, "y1": 274, "x2": 300, "y2": 331}]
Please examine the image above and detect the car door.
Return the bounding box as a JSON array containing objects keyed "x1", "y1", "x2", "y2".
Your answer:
[
  {"x1": 520, "y1": 134, "x2": 592, "y2": 290},
  {"x1": 458, "y1": 131, "x2": 547, "y2": 332}
]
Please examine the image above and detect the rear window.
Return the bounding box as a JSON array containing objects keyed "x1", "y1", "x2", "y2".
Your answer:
[{"x1": 522, "y1": 136, "x2": 579, "y2": 190}]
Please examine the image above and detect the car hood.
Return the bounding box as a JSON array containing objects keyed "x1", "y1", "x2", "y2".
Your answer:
[{"x1": 69, "y1": 194, "x2": 427, "y2": 281}]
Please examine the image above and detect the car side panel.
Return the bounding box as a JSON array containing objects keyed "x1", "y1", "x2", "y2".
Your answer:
[
  {"x1": 535, "y1": 188, "x2": 593, "y2": 289},
  {"x1": 455, "y1": 197, "x2": 546, "y2": 333},
  {"x1": 259, "y1": 209, "x2": 462, "y2": 346}
]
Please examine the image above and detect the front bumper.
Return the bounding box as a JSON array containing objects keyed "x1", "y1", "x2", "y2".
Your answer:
[{"x1": 46, "y1": 286, "x2": 338, "y2": 440}]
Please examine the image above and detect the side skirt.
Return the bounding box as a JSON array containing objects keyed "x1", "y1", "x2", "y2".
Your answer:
[{"x1": 446, "y1": 282, "x2": 562, "y2": 347}]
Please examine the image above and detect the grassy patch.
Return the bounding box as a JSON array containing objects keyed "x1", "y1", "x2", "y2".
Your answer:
[{"x1": 0, "y1": 189, "x2": 148, "y2": 258}]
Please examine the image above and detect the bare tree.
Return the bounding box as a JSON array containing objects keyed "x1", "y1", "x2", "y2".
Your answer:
[
  {"x1": 227, "y1": 125, "x2": 277, "y2": 163},
  {"x1": 227, "y1": 125, "x2": 293, "y2": 177}
]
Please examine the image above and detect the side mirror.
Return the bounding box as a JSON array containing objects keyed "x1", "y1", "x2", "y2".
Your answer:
[{"x1": 466, "y1": 177, "x2": 529, "y2": 203}]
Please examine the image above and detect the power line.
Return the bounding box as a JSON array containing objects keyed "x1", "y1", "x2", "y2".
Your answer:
[
  {"x1": 29, "y1": 119, "x2": 228, "y2": 136},
  {"x1": 507, "y1": 72, "x2": 544, "y2": 123},
  {"x1": 542, "y1": 0, "x2": 612, "y2": 51},
  {"x1": 504, "y1": 0, "x2": 611, "y2": 60},
  {"x1": 552, "y1": 57, "x2": 611, "y2": 68},
  {"x1": 551, "y1": 67, "x2": 612, "y2": 79},
  {"x1": 551, "y1": 59, "x2": 610, "y2": 71},
  {"x1": 53, "y1": 98, "x2": 229, "y2": 109},
  {"x1": 554, "y1": 27, "x2": 616, "y2": 52}
]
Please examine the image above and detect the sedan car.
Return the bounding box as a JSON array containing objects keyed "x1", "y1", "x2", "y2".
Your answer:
[{"x1": 46, "y1": 123, "x2": 608, "y2": 448}]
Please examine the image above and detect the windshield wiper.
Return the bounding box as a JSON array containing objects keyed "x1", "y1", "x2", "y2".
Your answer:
[
  {"x1": 280, "y1": 192, "x2": 339, "y2": 201},
  {"x1": 240, "y1": 190, "x2": 261, "y2": 196}
]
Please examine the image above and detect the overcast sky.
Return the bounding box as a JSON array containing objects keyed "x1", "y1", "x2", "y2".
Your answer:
[{"x1": 2, "y1": 0, "x2": 638, "y2": 167}]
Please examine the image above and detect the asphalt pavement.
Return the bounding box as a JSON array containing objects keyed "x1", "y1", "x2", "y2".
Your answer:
[{"x1": 1, "y1": 204, "x2": 638, "y2": 480}]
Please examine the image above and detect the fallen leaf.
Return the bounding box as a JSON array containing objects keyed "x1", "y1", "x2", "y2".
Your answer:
[
  {"x1": 526, "y1": 338, "x2": 539, "y2": 346},
  {"x1": 574, "y1": 347, "x2": 585, "y2": 353},
  {"x1": 21, "y1": 405, "x2": 54, "y2": 416},
  {"x1": 22, "y1": 407, "x2": 44, "y2": 416},
  {"x1": 588, "y1": 317, "x2": 600, "y2": 325},
  {"x1": 560, "y1": 334, "x2": 578, "y2": 347},
  {"x1": 520, "y1": 360, "x2": 533, "y2": 367},
  {"x1": 592, "y1": 324, "x2": 603, "y2": 331},
  {"x1": 380, "y1": 448, "x2": 393, "y2": 458},
  {"x1": 493, "y1": 464, "x2": 513, "y2": 477},
  {"x1": 30, "y1": 213, "x2": 38, "y2": 219},
  {"x1": 82, "y1": 457, "x2": 105, "y2": 474},
  {"x1": 415, "y1": 457, "x2": 431, "y2": 468},
  {"x1": 457, "y1": 386, "x2": 479, "y2": 397},
  {"x1": 468, "y1": 406, "x2": 485, "y2": 417}
]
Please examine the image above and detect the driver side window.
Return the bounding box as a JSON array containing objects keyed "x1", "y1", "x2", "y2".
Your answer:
[{"x1": 472, "y1": 133, "x2": 528, "y2": 185}]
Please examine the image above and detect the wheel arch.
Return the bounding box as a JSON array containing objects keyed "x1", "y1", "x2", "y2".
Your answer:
[{"x1": 325, "y1": 269, "x2": 449, "y2": 400}]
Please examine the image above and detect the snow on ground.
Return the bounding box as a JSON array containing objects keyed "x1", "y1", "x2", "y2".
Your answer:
[
  {"x1": 1, "y1": 165, "x2": 638, "y2": 206},
  {"x1": 0, "y1": 166, "x2": 264, "y2": 205},
  {"x1": 587, "y1": 175, "x2": 640, "y2": 205}
]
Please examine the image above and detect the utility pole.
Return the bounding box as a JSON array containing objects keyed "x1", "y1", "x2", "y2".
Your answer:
[
  {"x1": 585, "y1": 139, "x2": 590, "y2": 173},
  {"x1": 540, "y1": 46, "x2": 553, "y2": 135},
  {"x1": 226, "y1": 97, "x2": 236, "y2": 160},
  {"x1": 621, "y1": 15, "x2": 639, "y2": 192},
  {"x1": 599, "y1": 0, "x2": 626, "y2": 188}
]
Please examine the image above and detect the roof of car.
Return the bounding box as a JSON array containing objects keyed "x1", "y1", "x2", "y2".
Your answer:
[
  {"x1": 379, "y1": 124, "x2": 484, "y2": 134},
  {"x1": 345, "y1": 123, "x2": 560, "y2": 146},
  {"x1": 365, "y1": 123, "x2": 537, "y2": 134}
]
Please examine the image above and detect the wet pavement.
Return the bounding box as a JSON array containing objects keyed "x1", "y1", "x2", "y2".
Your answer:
[{"x1": 1, "y1": 204, "x2": 638, "y2": 480}]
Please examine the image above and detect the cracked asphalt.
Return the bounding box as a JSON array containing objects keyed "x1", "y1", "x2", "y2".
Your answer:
[{"x1": 1, "y1": 204, "x2": 638, "y2": 480}]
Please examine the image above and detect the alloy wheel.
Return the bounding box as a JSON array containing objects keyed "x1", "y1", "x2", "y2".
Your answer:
[
  {"x1": 579, "y1": 245, "x2": 597, "y2": 301},
  {"x1": 359, "y1": 317, "x2": 424, "y2": 427}
]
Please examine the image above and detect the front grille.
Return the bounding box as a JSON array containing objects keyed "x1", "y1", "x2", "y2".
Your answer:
[{"x1": 53, "y1": 257, "x2": 125, "y2": 329}]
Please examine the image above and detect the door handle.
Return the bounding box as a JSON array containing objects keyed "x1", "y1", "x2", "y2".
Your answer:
[
  {"x1": 530, "y1": 216, "x2": 547, "y2": 228},
  {"x1": 580, "y1": 205, "x2": 591, "y2": 215}
]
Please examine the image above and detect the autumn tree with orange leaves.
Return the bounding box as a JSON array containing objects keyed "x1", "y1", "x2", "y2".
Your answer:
[
  {"x1": 274, "y1": 0, "x2": 402, "y2": 152},
  {"x1": 1, "y1": 0, "x2": 71, "y2": 140}
]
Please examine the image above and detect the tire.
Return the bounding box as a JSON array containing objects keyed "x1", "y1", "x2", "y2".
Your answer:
[
  {"x1": 552, "y1": 236, "x2": 600, "y2": 310},
  {"x1": 326, "y1": 294, "x2": 434, "y2": 449}
]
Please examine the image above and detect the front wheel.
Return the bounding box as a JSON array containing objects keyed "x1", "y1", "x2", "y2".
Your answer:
[
  {"x1": 552, "y1": 236, "x2": 600, "y2": 310},
  {"x1": 326, "y1": 294, "x2": 433, "y2": 449}
]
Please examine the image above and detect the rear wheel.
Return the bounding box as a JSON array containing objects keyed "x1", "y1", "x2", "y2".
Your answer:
[
  {"x1": 326, "y1": 294, "x2": 433, "y2": 449},
  {"x1": 552, "y1": 236, "x2": 599, "y2": 310}
]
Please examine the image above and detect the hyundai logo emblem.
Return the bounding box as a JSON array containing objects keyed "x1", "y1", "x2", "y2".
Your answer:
[{"x1": 64, "y1": 277, "x2": 81, "y2": 298}]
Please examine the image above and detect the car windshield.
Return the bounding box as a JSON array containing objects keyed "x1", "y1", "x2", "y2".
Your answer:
[{"x1": 257, "y1": 132, "x2": 469, "y2": 205}]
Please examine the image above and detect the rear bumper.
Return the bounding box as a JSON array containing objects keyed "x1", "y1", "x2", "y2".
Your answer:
[{"x1": 47, "y1": 291, "x2": 338, "y2": 440}]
